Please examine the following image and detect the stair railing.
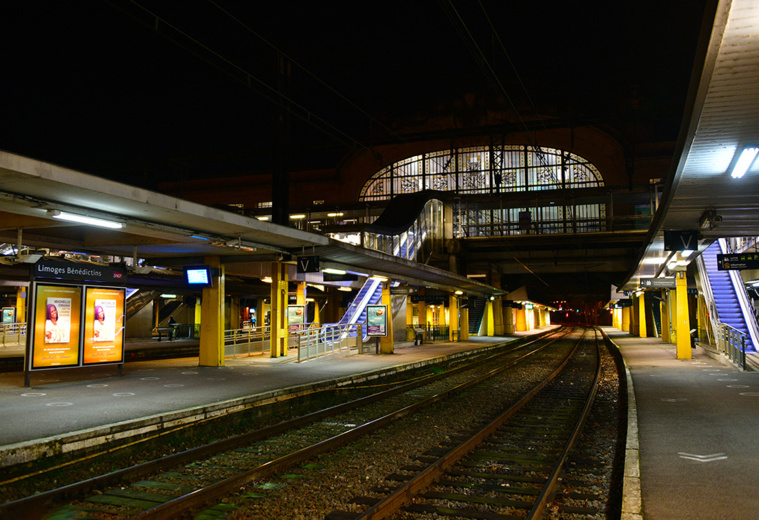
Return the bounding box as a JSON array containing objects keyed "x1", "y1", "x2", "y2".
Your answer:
[
  {"x1": 719, "y1": 238, "x2": 759, "y2": 351},
  {"x1": 716, "y1": 323, "x2": 747, "y2": 370},
  {"x1": 695, "y1": 252, "x2": 718, "y2": 346}
]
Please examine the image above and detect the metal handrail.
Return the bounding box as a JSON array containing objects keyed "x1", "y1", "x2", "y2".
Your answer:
[
  {"x1": 223, "y1": 325, "x2": 272, "y2": 358},
  {"x1": 695, "y1": 252, "x2": 718, "y2": 346},
  {"x1": 0, "y1": 323, "x2": 26, "y2": 346},
  {"x1": 295, "y1": 323, "x2": 364, "y2": 362},
  {"x1": 716, "y1": 322, "x2": 747, "y2": 370}
]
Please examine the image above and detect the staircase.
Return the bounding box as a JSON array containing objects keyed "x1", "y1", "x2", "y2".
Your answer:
[
  {"x1": 337, "y1": 279, "x2": 383, "y2": 338},
  {"x1": 468, "y1": 298, "x2": 486, "y2": 335},
  {"x1": 702, "y1": 241, "x2": 755, "y2": 351}
]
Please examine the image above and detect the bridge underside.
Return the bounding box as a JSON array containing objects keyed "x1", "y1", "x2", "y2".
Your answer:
[{"x1": 457, "y1": 230, "x2": 649, "y2": 303}]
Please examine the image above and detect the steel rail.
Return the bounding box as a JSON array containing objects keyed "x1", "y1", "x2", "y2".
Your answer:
[
  {"x1": 1, "y1": 328, "x2": 564, "y2": 518},
  {"x1": 134, "y1": 329, "x2": 572, "y2": 519},
  {"x1": 526, "y1": 328, "x2": 602, "y2": 519},
  {"x1": 353, "y1": 329, "x2": 590, "y2": 520}
]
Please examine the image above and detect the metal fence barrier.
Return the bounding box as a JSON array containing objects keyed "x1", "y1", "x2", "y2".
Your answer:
[
  {"x1": 0, "y1": 323, "x2": 26, "y2": 346},
  {"x1": 405, "y1": 325, "x2": 451, "y2": 343},
  {"x1": 295, "y1": 324, "x2": 363, "y2": 362},
  {"x1": 717, "y1": 322, "x2": 747, "y2": 370},
  {"x1": 224, "y1": 325, "x2": 274, "y2": 358}
]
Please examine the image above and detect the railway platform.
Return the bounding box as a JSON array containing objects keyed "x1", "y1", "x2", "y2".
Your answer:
[
  {"x1": 604, "y1": 327, "x2": 759, "y2": 520},
  {"x1": 0, "y1": 329, "x2": 554, "y2": 466},
  {"x1": 2, "y1": 326, "x2": 756, "y2": 519}
]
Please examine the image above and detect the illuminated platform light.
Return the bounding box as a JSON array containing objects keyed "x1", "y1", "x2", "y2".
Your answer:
[
  {"x1": 731, "y1": 147, "x2": 758, "y2": 179},
  {"x1": 49, "y1": 210, "x2": 123, "y2": 229}
]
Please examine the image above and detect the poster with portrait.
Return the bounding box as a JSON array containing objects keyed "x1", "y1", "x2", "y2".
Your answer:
[
  {"x1": 366, "y1": 305, "x2": 388, "y2": 337},
  {"x1": 31, "y1": 284, "x2": 82, "y2": 369},
  {"x1": 83, "y1": 286, "x2": 125, "y2": 365}
]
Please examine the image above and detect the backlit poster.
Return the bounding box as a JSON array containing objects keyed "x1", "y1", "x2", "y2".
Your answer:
[
  {"x1": 366, "y1": 305, "x2": 388, "y2": 337},
  {"x1": 287, "y1": 305, "x2": 305, "y2": 334},
  {"x1": 83, "y1": 286, "x2": 125, "y2": 365},
  {"x1": 1, "y1": 307, "x2": 14, "y2": 323},
  {"x1": 31, "y1": 284, "x2": 82, "y2": 369}
]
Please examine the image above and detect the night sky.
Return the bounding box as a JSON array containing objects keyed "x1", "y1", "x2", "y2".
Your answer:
[{"x1": 2, "y1": 1, "x2": 707, "y2": 190}]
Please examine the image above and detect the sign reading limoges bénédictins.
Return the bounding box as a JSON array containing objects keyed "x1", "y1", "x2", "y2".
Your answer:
[{"x1": 33, "y1": 258, "x2": 126, "y2": 283}]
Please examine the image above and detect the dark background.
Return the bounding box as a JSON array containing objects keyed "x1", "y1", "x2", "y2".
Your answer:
[{"x1": 1, "y1": 1, "x2": 708, "y2": 190}]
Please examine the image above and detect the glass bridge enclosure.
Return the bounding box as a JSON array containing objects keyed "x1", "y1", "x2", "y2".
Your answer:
[{"x1": 346, "y1": 144, "x2": 654, "y2": 258}]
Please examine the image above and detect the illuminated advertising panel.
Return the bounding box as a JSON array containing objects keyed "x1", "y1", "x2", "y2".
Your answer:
[
  {"x1": 366, "y1": 305, "x2": 388, "y2": 337},
  {"x1": 30, "y1": 283, "x2": 82, "y2": 370},
  {"x1": 287, "y1": 305, "x2": 306, "y2": 334},
  {"x1": 83, "y1": 286, "x2": 126, "y2": 365}
]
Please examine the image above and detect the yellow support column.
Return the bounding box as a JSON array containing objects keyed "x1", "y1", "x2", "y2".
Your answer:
[
  {"x1": 637, "y1": 293, "x2": 647, "y2": 338},
  {"x1": 296, "y1": 282, "x2": 306, "y2": 305},
  {"x1": 270, "y1": 262, "x2": 288, "y2": 357},
  {"x1": 16, "y1": 287, "x2": 26, "y2": 323},
  {"x1": 199, "y1": 257, "x2": 225, "y2": 367},
  {"x1": 460, "y1": 308, "x2": 469, "y2": 340},
  {"x1": 229, "y1": 297, "x2": 239, "y2": 330},
  {"x1": 485, "y1": 300, "x2": 495, "y2": 336},
  {"x1": 661, "y1": 294, "x2": 671, "y2": 344},
  {"x1": 504, "y1": 306, "x2": 515, "y2": 334},
  {"x1": 418, "y1": 300, "x2": 427, "y2": 329},
  {"x1": 492, "y1": 298, "x2": 504, "y2": 335},
  {"x1": 194, "y1": 299, "x2": 201, "y2": 338},
  {"x1": 516, "y1": 306, "x2": 527, "y2": 332},
  {"x1": 631, "y1": 297, "x2": 640, "y2": 336},
  {"x1": 380, "y1": 283, "x2": 394, "y2": 354},
  {"x1": 621, "y1": 306, "x2": 630, "y2": 332},
  {"x1": 674, "y1": 272, "x2": 692, "y2": 359},
  {"x1": 612, "y1": 308, "x2": 620, "y2": 329},
  {"x1": 406, "y1": 296, "x2": 414, "y2": 341},
  {"x1": 448, "y1": 294, "x2": 459, "y2": 341}
]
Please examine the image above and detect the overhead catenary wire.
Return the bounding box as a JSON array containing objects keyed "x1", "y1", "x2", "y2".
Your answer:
[
  {"x1": 108, "y1": 0, "x2": 384, "y2": 160},
  {"x1": 206, "y1": 0, "x2": 408, "y2": 147},
  {"x1": 440, "y1": 0, "x2": 559, "y2": 173}
]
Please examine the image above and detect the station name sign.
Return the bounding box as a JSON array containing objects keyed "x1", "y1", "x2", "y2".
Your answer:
[
  {"x1": 717, "y1": 253, "x2": 759, "y2": 270},
  {"x1": 34, "y1": 259, "x2": 126, "y2": 283},
  {"x1": 640, "y1": 277, "x2": 676, "y2": 289}
]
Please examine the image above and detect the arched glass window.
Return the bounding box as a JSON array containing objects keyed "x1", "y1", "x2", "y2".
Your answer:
[{"x1": 359, "y1": 145, "x2": 603, "y2": 201}]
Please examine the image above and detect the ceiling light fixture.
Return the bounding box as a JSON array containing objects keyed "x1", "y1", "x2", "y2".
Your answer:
[
  {"x1": 48, "y1": 210, "x2": 123, "y2": 229},
  {"x1": 731, "y1": 147, "x2": 758, "y2": 179},
  {"x1": 322, "y1": 268, "x2": 347, "y2": 275}
]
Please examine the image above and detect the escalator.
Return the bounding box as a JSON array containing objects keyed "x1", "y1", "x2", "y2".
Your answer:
[
  {"x1": 701, "y1": 240, "x2": 757, "y2": 351},
  {"x1": 337, "y1": 278, "x2": 383, "y2": 339}
]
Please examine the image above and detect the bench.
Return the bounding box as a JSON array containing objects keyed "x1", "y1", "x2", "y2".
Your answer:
[
  {"x1": 413, "y1": 327, "x2": 425, "y2": 345},
  {"x1": 154, "y1": 326, "x2": 176, "y2": 341}
]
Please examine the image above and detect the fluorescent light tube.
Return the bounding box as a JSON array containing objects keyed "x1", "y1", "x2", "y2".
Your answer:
[
  {"x1": 51, "y1": 211, "x2": 123, "y2": 229},
  {"x1": 731, "y1": 147, "x2": 758, "y2": 179}
]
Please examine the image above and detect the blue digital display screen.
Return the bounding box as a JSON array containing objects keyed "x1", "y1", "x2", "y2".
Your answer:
[{"x1": 185, "y1": 266, "x2": 212, "y2": 286}]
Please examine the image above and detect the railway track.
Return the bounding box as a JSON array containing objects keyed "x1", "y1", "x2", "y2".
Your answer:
[
  {"x1": 0, "y1": 328, "x2": 573, "y2": 519},
  {"x1": 336, "y1": 328, "x2": 603, "y2": 519}
]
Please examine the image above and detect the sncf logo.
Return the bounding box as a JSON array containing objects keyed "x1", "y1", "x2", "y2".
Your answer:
[{"x1": 113, "y1": 272, "x2": 123, "y2": 279}]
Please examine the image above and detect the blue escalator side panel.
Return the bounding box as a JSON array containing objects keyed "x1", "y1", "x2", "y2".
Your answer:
[{"x1": 702, "y1": 242, "x2": 755, "y2": 351}]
